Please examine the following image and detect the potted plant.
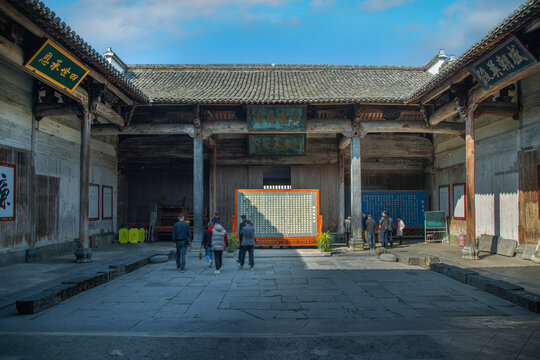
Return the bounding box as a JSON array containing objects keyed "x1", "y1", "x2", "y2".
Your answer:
[
  {"x1": 316, "y1": 231, "x2": 333, "y2": 255},
  {"x1": 225, "y1": 233, "x2": 238, "y2": 256}
]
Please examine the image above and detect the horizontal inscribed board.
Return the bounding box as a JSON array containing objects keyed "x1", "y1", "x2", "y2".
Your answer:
[
  {"x1": 25, "y1": 40, "x2": 89, "y2": 93},
  {"x1": 469, "y1": 36, "x2": 538, "y2": 89},
  {"x1": 247, "y1": 106, "x2": 306, "y2": 130},
  {"x1": 248, "y1": 134, "x2": 305, "y2": 155}
]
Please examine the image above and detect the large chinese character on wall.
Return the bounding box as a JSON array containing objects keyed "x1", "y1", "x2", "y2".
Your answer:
[
  {"x1": 469, "y1": 36, "x2": 537, "y2": 89},
  {"x1": 0, "y1": 163, "x2": 16, "y2": 221}
]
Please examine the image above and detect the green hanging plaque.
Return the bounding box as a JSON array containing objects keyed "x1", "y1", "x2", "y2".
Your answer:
[
  {"x1": 25, "y1": 39, "x2": 90, "y2": 93},
  {"x1": 247, "y1": 106, "x2": 306, "y2": 130},
  {"x1": 248, "y1": 134, "x2": 305, "y2": 155}
]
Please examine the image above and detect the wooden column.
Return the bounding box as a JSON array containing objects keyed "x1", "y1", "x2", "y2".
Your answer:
[
  {"x1": 338, "y1": 147, "x2": 345, "y2": 233},
  {"x1": 75, "y1": 106, "x2": 93, "y2": 262},
  {"x1": 350, "y1": 136, "x2": 364, "y2": 249},
  {"x1": 463, "y1": 102, "x2": 479, "y2": 260},
  {"x1": 29, "y1": 82, "x2": 40, "y2": 249},
  {"x1": 193, "y1": 136, "x2": 204, "y2": 245},
  {"x1": 209, "y1": 145, "x2": 217, "y2": 220}
]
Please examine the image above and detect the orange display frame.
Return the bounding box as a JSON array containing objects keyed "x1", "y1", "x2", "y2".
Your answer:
[{"x1": 233, "y1": 189, "x2": 323, "y2": 247}]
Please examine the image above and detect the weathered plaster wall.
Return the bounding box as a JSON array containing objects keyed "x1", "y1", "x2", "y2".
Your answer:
[
  {"x1": 0, "y1": 61, "x2": 117, "y2": 256},
  {"x1": 433, "y1": 72, "x2": 540, "y2": 243}
]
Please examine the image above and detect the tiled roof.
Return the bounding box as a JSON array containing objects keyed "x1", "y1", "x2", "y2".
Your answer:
[
  {"x1": 125, "y1": 64, "x2": 434, "y2": 104},
  {"x1": 409, "y1": 0, "x2": 540, "y2": 102},
  {"x1": 8, "y1": 0, "x2": 148, "y2": 102}
]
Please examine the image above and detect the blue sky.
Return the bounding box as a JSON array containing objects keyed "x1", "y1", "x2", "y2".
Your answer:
[{"x1": 44, "y1": 0, "x2": 526, "y2": 65}]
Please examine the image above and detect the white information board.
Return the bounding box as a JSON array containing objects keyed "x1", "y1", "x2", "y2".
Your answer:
[
  {"x1": 89, "y1": 184, "x2": 99, "y2": 220},
  {"x1": 102, "y1": 186, "x2": 113, "y2": 220},
  {"x1": 453, "y1": 183, "x2": 465, "y2": 220},
  {"x1": 439, "y1": 185, "x2": 450, "y2": 218}
]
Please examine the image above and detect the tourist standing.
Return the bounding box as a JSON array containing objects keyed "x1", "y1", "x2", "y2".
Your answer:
[
  {"x1": 211, "y1": 213, "x2": 221, "y2": 225},
  {"x1": 365, "y1": 215, "x2": 378, "y2": 250},
  {"x1": 172, "y1": 213, "x2": 191, "y2": 272},
  {"x1": 343, "y1": 216, "x2": 352, "y2": 247},
  {"x1": 387, "y1": 212, "x2": 394, "y2": 248},
  {"x1": 379, "y1": 211, "x2": 389, "y2": 249},
  {"x1": 201, "y1": 221, "x2": 214, "y2": 268},
  {"x1": 396, "y1": 216, "x2": 406, "y2": 245},
  {"x1": 237, "y1": 214, "x2": 247, "y2": 265},
  {"x1": 239, "y1": 220, "x2": 256, "y2": 271},
  {"x1": 211, "y1": 223, "x2": 229, "y2": 274},
  {"x1": 362, "y1": 212, "x2": 367, "y2": 244}
]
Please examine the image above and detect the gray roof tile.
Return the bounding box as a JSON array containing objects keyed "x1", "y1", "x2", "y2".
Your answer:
[{"x1": 125, "y1": 64, "x2": 434, "y2": 104}]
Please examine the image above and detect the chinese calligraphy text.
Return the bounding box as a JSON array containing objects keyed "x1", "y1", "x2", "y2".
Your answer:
[{"x1": 25, "y1": 40, "x2": 89, "y2": 93}]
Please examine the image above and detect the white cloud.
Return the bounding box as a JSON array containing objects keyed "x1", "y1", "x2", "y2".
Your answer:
[
  {"x1": 430, "y1": 0, "x2": 525, "y2": 55},
  {"x1": 398, "y1": 0, "x2": 525, "y2": 63},
  {"x1": 357, "y1": 0, "x2": 414, "y2": 12},
  {"x1": 309, "y1": 0, "x2": 337, "y2": 11},
  {"x1": 57, "y1": 0, "x2": 297, "y2": 52}
]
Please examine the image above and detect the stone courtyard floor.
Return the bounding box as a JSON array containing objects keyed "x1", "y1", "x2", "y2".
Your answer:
[{"x1": 0, "y1": 250, "x2": 539, "y2": 359}]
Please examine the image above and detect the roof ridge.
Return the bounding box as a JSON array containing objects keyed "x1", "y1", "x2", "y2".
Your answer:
[{"x1": 126, "y1": 64, "x2": 428, "y2": 72}]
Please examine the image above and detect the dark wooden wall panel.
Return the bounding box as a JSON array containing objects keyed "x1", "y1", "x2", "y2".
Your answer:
[
  {"x1": 518, "y1": 149, "x2": 540, "y2": 244},
  {"x1": 216, "y1": 165, "x2": 249, "y2": 232},
  {"x1": 292, "y1": 165, "x2": 339, "y2": 232},
  {"x1": 0, "y1": 145, "x2": 31, "y2": 248},
  {"x1": 36, "y1": 175, "x2": 59, "y2": 240},
  {"x1": 126, "y1": 160, "x2": 210, "y2": 223}
]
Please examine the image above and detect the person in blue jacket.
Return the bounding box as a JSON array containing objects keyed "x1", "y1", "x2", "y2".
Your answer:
[{"x1": 172, "y1": 213, "x2": 191, "y2": 272}]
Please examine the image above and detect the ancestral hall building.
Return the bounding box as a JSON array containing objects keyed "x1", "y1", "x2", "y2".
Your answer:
[{"x1": 0, "y1": 0, "x2": 539, "y2": 263}]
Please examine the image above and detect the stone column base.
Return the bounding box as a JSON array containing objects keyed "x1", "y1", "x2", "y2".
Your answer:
[
  {"x1": 75, "y1": 247, "x2": 93, "y2": 263},
  {"x1": 461, "y1": 245, "x2": 479, "y2": 260},
  {"x1": 350, "y1": 238, "x2": 366, "y2": 250}
]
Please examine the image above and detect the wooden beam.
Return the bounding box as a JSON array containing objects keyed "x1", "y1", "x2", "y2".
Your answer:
[
  {"x1": 339, "y1": 136, "x2": 351, "y2": 150},
  {"x1": 469, "y1": 62, "x2": 540, "y2": 104},
  {"x1": 93, "y1": 120, "x2": 462, "y2": 136},
  {"x1": 412, "y1": 69, "x2": 471, "y2": 104},
  {"x1": 429, "y1": 100, "x2": 458, "y2": 126},
  {"x1": 360, "y1": 121, "x2": 463, "y2": 135},
  {"x1": 94, "y1": 102, "x2": 124, "y2": 127},
  {"x1": 34, "y1": 104, "x2": 82, "y2": 118},
  {"x1": 474, "y1": 101, "x2": 520, "y2": 120},
  {"x1": 91, "y1": 123, "x2": 195, "y2": 137}
]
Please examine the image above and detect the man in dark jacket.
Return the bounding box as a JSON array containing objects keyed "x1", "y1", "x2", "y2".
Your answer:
[
  {"x1": 236, "y1": 214, "x2": 247, "y2": 264},
  {"x1": 343, "y1": 216, "x2": 352, "y2": 247},
  {"x1": 365, "y1": 215, "x2": 378, "y2": 250},
  {"x1": 172, "y1": 213, "x2": 191, "y2": 272},
  {"x1": 239, "y1": 220, "x2": 256, "y2": 270}
]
